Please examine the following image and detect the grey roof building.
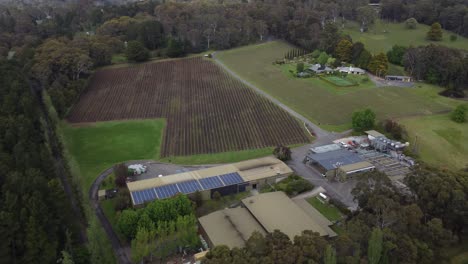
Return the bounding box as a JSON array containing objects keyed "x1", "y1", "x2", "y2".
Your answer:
[{"x1": 306, "y1": 149, "x2": 364, "y2": 171}]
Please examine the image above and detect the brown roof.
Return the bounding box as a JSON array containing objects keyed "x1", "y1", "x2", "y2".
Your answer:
[
  {"x1": 339, "y1": 161, "x2": 375, "y2": 173},
  {"x1": 198, "y1": 207, "x2": 266, "y2": 248},
  {"x1": 242, "y1": 192, "x2": 330, "y2": 239}
]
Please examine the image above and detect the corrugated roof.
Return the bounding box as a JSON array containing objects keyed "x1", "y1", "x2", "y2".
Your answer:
[
  {"x1": 307, "y1": 149, "x2": 364, "y2": 171},
  {"x1": 339, "y1": 161, "x2": 375, "y2": 173},
  {"x1": 310, "y1": 144, "x2": 341, "y2": 154},
  {"x1": 242, "y1": 192, "x2": 329, "y2": 239},
  {"x1": 198, "y1": 207, "x2": 266, "y2": 248},
  {"x1": 127, "y1": 158, "x2": 292, "y2": 205},
  {"x1": 365, "y1": 130, "x2": 385, "y2": 138},
  {"x1": 293, "y1": 199, "x2": 337, "y2": 237}
]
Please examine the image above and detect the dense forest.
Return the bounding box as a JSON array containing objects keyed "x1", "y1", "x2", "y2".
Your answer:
[{"x1": 0, "y1": 0, "x2": 467, "y2": 263}]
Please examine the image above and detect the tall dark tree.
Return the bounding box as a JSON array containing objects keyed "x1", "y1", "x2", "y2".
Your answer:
[{"x1": 126, "y1": 40, "x2": 149, "y2": 62}]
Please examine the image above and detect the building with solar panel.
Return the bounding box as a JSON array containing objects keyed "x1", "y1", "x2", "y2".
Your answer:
[{"x1": 126, "y1": 157, "x2": 293, "y2": 207}]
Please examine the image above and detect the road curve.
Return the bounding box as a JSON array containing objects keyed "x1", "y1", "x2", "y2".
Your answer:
[
  {"x1": 89, "y1": 166, "x2": 132, "y2": 264},
  {"x1": 212, "y1": 52, "x2": 330, "y2": 139}
]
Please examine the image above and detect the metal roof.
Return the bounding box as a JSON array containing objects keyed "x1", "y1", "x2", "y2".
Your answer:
[
  {"x1": 338, "y1": 161, "x2": 375, "y2": 174},
  {"x1": 127, "y1": 157, "x2": 292, "y2": 205},
  {"x1": 198, "y1": 207, "x2": 267, "y2": 249},
  {"x1": 307, "y1": 149, "x2": 364, "y2": 171},
  {"x1": 365, "y1": 130, "x2": 385, "y2": 138},
  {"x1": 309, "y1": 143, "x2": 341, "y2": 154},
  {"x1": 242, "y1": 192, "x2": 331, "y2": 239}
]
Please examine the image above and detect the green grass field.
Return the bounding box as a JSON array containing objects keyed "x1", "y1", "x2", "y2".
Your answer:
[
  {"x1": 61, "y1": 119, "x2": 304, "y2": 189},
  {"x1": 322, "y1": 76, "x2": 356, "y2": 87},
  {"x1": 399, "y1": 114, "x2": 468, "y2": 170},
  {"x1": 307, "y1": 197, "x2": 342, "y2": 222},
  {"x1": 343, "y1": 20, "x2": 468, "y2": 53},
  {"x1": 61, "y1": 119, "x2": 166, "y2": 189},
  {"x1": 217, "y1": 41, "x2": 453, "y2": 131}
]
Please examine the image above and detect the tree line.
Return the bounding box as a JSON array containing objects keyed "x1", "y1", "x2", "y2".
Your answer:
[
  {"x1": 380, "y1": 0, "x2": 468, "y2": 37},
  {"x1": 117, "y1": 194, "x2": 199, "y2": 262},
  {"x1": 0, "y1": 60, "x2": 88, "y2": 263},
  {"x1": 205, "y1": 168, "x2": 467, "y2": 264}
]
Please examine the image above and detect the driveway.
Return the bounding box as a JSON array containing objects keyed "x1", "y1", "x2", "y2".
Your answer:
[{"x1": 212, "y1": 51, "x2": 358, "y2": 210}]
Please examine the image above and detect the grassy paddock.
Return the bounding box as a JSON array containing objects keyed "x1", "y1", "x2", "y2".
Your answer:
[
  {"x1": 399, "y1": 114, "x2": 468, "y2": 170},
  {"x1": 61, "y1": 119, "x2": 166, "y2": 190},
  {"x1": 307, "y1": 197, "x2": 343, "y2": 222},
  {"x1": 343, "y1": 20, "x2": 468, "y2": 53},
  {"x1": 217, "y1": 41, "x2": 452, "y2": 130},
  {"x1": 321, "y1": 76, "x2": 356, "y2": 87}
]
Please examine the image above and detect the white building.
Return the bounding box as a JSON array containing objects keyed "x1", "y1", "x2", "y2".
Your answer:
[{"x1": 337, "y1": 66, "x2": 366, "y2": 75}]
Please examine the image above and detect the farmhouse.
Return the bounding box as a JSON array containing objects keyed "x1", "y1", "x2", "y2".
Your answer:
[
  {"x1": 127, "y1": 157, "x2": 293, "y2": 206},
  {"x1": 198, "y1": 191, "x2": 336, "y2": 248},
  {"x1": 304, "y1": 149, "x2": 375, "y2": 181},
  {"x1": 308, "y1": 64, "x2": 333, "y2": 74},
  {"x1": 337, "y1": 66, "x2": 365, "y2": 75},
  {"x1": 385, "y1": 75, "x2": 412, "y2": 82}
]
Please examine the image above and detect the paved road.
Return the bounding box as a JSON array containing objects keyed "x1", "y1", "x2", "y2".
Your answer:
[
  {"x1": 212, "y1": 52, "x2": 329, "y2": 138},
  {"x1": 212, "y1": 52, "x2": 357, "y2": 209}
]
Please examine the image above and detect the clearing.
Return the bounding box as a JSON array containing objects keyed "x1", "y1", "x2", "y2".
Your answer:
[
  {"x1": 216, "y1": 41, "x2": 451, "y2": 131},
  {"x1": 399, "y1": 114, "x2": 468, "y2": 170},
  {"x1": 343, "y1": 20, "x2": 468, "y2": 53},
  {"x1": 61, "y1": 120, "x2": 165, "y2": 189},
  {"x1": 68, "y1": 57, "x2": 310, "y2": 157}
]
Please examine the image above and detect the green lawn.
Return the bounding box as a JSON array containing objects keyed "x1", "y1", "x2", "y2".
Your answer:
[
  {"x1": 343, "y1": 19, "x2": 468, "y2": 53},
  {"x1": 322, "y1": 76, "x2": 356, "y2": 87},
  {"x1": 61, "y1": 119, "x2": 166, "y2": 190},
  {"x1": 160, "y1": 147, "x2": 280, "y2": 165},
  {"x1": 61, "y1": 119, "x2": 305, "y2": 189},
  {"x1": 307, "y1": 197, "x2": 343, "y2": 222},
  {"x1": 216, "y1": 41, "x2": 453, "y2": 131},
  {"x1": 399, "y1": 113, "x2": 468, "y2": 170}
]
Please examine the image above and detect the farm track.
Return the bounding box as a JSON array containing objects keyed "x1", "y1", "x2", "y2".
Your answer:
[{"x1": 68, "y1": 57, "x2": 310, "y2": 157}]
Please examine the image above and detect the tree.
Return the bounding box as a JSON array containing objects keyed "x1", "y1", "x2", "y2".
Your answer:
[
  {"x1": 427, "y1": 22, "x2": 443, "y2": 41},
  {"x1": 212, "y1": 191, "x2": 221, "y2": 201},
  {"x1": 368, "y1": 52, "x2": 389, "y2": 76},
  {"x1": 273, "y1": 145, "x2": 292, "y2": 161},
  {"x1": 125, "y1": 40, "x2": 149, "y2": 62},
  {"x1": 356, "y1": 49, "x2": 372, "y2": 69},
  {"x1": 317, "y1": 52, "x2": 330, "y2": 65},
  {"x1": 114, "y1": 163, "x2": 128, "y2": 187},
  {"x1": 386, "y1": 45, "x2": 407, "y2": 66},
  {"x1": 450, "y1": 105, "x2": 466, "y2": 123},
  {"x1": 117, "y1": 209, "x2": 140, "y2": 239},
  {"x1": 351, "y1": 108, "x2": 376, "y2": 132},
  {"x1": 335, "y1": 39, "x2": 353, "y2": 62},
  {"x1": 368, "y1": 228, "x2": 383, "y2": 264},
  {"x1": 166, "y1": 38, "x2": 186, "y2": 58},
  {"x1": 296, "y1": 62, "x2": 304, "y2": 73},
  {"x1": 324, "y1": 245, "x2": 337, "y2": 264},
  {"x1": 357, "y1": 6, "x2": 377, "y2": 32},
  {"x1": 320, "y1": 22, "x2": 340, "y2": 54},
  {"x1": 405, "y1": 18, "x2": 418, "y2": 29}
]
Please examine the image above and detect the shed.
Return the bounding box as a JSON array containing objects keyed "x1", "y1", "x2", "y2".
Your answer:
[{"x1": 98, "y1": 190, "x2": 106, "y2": 201}]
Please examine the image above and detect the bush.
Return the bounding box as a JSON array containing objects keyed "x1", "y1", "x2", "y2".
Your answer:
[
  {"x1": 275, "y1": 175, "x2": 313, "y2": 195},
  {"x1": 427, "y1": 22, "x2": 443, "y2": 41},
  {"x1": 296, "y1": 62, "x2": 304, "y2": 73},
  {"x1": 352, "y1": 108, "x2": 376, "y2": 132},
  {"x1": 450, "y1": 35, "x2": 457, "y2": 42},
  {"x1": 212, "y1": 191, "x2": 221, "y2": 201},
  {"x1": 361, "y1": 77, "x2": 370, "y2": 83},
  {"x1": 273, "y1": 145, "x2": 292, "y2": 161},
  {"x1": 125, "y1": 40, "x2": 149, "y2": 62},
  {"x1": 382, "y1": 119, "x2": 403, "y2": 140},
  {"x1": 404, "y1": 18, "x2": 418, "y2": 29},
  {"x1": 114, "y1": 189, "x2": 131, "y2": 211},
  {"x1": 114, "y1": 163, "x2": 128, "y2": 187},
  {"x1": 450, "y1": 105, "x2": 467, "y2": 123}
]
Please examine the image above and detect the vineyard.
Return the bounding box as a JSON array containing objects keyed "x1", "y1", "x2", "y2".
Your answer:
[{"x1": 67, "y1": 57, "x2": 310, "y2": 157}]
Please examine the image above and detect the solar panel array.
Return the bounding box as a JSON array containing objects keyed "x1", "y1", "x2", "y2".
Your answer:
[{"x1": 131, "y1": 172, "x2": 245, "y2": 205}]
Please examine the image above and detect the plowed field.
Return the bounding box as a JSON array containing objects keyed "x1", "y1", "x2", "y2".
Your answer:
[{"x1": 68, "y1": 57, "x2": 310, "y2": 157}]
